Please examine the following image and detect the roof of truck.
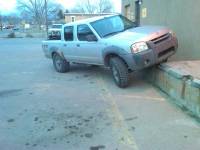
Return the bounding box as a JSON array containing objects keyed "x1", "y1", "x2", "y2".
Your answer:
[{"x1": 64, "y1": 14, "x2": 118, "y2": 26}]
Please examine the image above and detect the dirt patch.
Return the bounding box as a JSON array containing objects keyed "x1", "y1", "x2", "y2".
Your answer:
[
  {"x1": 83, "y1": 74, "x2": 90, "y2": 78},
  {"x1": 47, "y1": 126, "x2": 54, "y2": 132},
  {"x1": 24, "y1": 110, "x2": 109, "y2": 146}
]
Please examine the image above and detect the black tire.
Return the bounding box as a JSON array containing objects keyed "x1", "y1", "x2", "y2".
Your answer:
[
  {"x1": 109, "y1": 57, "x2": 129, "y2": 88},
  {"x1": 52, "y1": 53, "x2": 70, "y2": 73}
]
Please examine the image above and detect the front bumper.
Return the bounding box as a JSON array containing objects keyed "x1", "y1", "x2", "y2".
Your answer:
[{"x1": 124, "y1": 34, "x2": 178, "y2": 71}]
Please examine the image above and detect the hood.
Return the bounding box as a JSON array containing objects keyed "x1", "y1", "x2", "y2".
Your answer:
[{"x1": 105, "y1": 26, "x2": 170, "y2": 44}]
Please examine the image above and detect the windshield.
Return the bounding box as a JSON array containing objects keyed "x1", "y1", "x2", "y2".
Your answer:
[{"x1": 91, "y1": 15, "x2": 136, "y2": 38}]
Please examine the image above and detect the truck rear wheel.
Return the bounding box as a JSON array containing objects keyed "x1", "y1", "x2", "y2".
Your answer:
[
  {"x1": 53, "y1": 53, "x2": 70, "y2": 73},
  {"x1": 109, "y1": 57, "x2": 129, "y2": 88}
]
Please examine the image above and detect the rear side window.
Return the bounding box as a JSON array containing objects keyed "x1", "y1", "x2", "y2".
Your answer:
[
  {"x1": 64, "y1": 26, "x2": 74, "y2": 41},
  {"x1": 77, "y1": 24, "x2": 96, "y2": 41}
]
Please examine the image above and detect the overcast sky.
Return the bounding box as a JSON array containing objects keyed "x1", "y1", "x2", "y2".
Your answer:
[{"x1": 0, "y1": 0, "x2": 121, "y2": 15}]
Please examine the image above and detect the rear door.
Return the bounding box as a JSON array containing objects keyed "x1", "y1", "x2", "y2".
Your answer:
[{"x1": 62, "y1": 26, "x2": 78, "y2": 61}]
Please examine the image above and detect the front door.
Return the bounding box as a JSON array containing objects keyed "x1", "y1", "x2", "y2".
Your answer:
[{"x1": 72, "y1": 24, "x2": 104, "y2": 65}]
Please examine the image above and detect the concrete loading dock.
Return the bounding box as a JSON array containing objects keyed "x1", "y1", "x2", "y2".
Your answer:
[{"x1": 145, "y1": 62, "x2": 200, "y2": 119}]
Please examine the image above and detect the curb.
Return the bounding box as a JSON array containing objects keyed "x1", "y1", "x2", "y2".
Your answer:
[{"x1": 145, "y1": 64, "x2": 200, "y2": 119}]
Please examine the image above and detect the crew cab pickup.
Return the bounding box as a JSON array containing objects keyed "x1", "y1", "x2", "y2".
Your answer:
[{"x1": 42, "y1": 14, "x2": 178, "y2": 88}]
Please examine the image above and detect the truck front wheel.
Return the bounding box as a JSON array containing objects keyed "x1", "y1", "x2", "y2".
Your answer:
[
  {"x1": 53, "y1": 53, "x2": 70, "y2": 73},
  {"x1": 109, "y1": 57, "x2": 130, "y2": 88}
]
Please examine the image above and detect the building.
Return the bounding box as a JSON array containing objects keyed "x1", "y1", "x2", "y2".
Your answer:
[
  {"x1": 122, "y1": 0, "x2": 136, "y2": 21},
  {"x1": 122, "y1": 0, "x2": 200, "y2": 60},
  {"x1": 64, "y1": 13, "x2": 115, "y2": 23}
]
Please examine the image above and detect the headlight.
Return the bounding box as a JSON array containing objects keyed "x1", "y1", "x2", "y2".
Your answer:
[{"x1": 131, "y1": 42, "x2": 149, "y2": 53}]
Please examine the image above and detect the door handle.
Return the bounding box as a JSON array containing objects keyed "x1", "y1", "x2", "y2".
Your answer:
[
  {"x1": 76, "y1": 44, "x2": 80, "y2": 47},
  {"x1": 63, "y1": 44, "x2": 67, "y2": 47}
]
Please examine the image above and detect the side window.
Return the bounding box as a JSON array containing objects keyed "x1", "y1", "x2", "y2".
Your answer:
[
  {"x1": 64, "y1": 26, "x2": 74, "y2": 41},
  {"x1": 77, "y1": 24, "x2": 97, "y2": 41}
]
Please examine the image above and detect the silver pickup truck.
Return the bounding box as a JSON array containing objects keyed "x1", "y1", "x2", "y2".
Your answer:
[{"x1": 42, "y1": 14, "x2": 178, "y2": 88}]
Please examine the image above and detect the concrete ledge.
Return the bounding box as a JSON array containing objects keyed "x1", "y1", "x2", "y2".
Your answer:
[{"x1": 145, "y1": 64, "x2": 200, "y2": 119}]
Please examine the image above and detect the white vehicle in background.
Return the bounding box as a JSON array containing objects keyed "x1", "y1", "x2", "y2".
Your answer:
[{"x1": 48, "y1": 24, "x2": 63, "y2": 40}]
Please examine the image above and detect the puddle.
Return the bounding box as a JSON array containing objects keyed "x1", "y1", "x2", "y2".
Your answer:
[
  {"x1": 0, "y1": 89, "x2": 23, "y2": 97},
  {"x1": 34, "y1": 117, "x2": 39, "y2": 122},
  {"x1": 7, "y1": 118, "x2": 15, "y2": 123},
  {"x1": 125, "y1": 116, "x2": 138, "y2": 121},
  {"x1": 84, "y1": 133, "x2": 93, "y2": 138}
]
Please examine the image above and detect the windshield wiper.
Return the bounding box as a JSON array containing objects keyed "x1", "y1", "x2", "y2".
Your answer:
[{"x1": 103, "y1": 30, "x2": 124, "y2": 38}]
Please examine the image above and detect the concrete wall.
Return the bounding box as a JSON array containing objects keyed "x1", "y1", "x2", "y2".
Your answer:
[
  {"x1": 121, "y1": 0, "x2": 135, "y2": 21},
  {"x1": 122, "y1": 0, "x2": 200, "y2": 60}
]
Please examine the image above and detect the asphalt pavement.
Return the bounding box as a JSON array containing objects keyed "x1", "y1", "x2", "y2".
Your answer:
[{"x1": 0, "y1": 38, "x2": 200, "y2": 150}]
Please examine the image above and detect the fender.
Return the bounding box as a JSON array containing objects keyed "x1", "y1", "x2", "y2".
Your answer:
[
  {"x1": 50, "y1": 46, "x2": 65, "y2": 58},
  {"x1": 102, "y1": 45, "x2": 136, "y2": 70},
  {"x1": 102, "y1": 45, "x2": 127, "y2": 64}
]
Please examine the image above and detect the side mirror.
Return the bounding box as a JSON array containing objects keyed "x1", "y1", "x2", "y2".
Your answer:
[{"x1": 86, "y1": 34, "x2": 98, "y2": 42}]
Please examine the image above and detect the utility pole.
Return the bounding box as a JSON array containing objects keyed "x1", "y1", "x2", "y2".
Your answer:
[
  {"x1": 0, "y1": 11, "x2": 2, "y2": 31},
  {"x1": 45, "y1": 0, "x2": 48, "y2": 38},
  {"x1": 135, "y1": 0, "x2": 143, "y2": 26}
]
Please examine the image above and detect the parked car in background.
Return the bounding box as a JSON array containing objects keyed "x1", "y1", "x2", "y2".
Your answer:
[
  {"x1": 48, "y1": 24, "x2": 63, "y2": 40},
  {"x1": 42, "y1": 15, "x2": 178, "y2": 88},
  {"x1": 13, "y1": 27, "x2": 20, "y2": 31},
  {"x1": 4, "y1": 25, "x2": 15, "y2": 29}
]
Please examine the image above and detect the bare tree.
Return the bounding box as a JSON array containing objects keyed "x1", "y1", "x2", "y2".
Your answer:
[
  {"x1": 17, "y1": 0, "x2": 61, "y2": 29},
  {"x1": 2, "y1": 14, "x2": 22, "y2": 25},
  {"x1": 73, "y1": 0, "x2": 113, "y2": 13},
  {"x1": 98, "y1": 0, "x2": 113, "y2": 13},
  {"x1": 57, "y1": 9, "x2": 64, "y2": 20}
]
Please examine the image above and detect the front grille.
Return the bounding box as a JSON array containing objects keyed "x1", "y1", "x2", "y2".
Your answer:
[
  {"x1": 158, "y1": 47, "x2": 175, "y2": 58},
  {"x1": 151, "y1": 33, "x2": 170, "y2": 44}
]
